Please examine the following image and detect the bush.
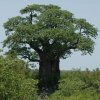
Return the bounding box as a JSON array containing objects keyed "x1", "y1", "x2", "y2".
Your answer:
[
  {"x1": 0, "y1": 55, "x2": 100, "y2": 100},
  {"x1": 0, "y1": 56, "x2": 37, "y2": 100},
  {"x1": 46, "y1": 70, "x2": 100, "y2": 100}
]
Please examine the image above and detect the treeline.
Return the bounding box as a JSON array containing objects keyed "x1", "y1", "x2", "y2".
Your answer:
[{"x1": 0, "y1": 55, "x2": 100, "y2": 100}]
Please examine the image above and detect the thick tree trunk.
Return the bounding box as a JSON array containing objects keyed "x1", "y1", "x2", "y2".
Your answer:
[{"x1": 38, "y1": 53, "x2": 60, "y2": 90}]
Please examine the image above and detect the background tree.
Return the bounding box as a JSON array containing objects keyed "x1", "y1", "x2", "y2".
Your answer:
[{"x1": 3, "y1": 4, "x2": 97, "y2": 89}]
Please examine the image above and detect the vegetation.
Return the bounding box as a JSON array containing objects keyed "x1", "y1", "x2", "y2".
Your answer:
[
  {"x1": 0, "y1": 3, "x2": 99, "y2": 100},
  {"x1": 3, "y1": 4, "x2": 98, "y2": 89},
  {"x1": 46, "y1": 70, "x2": 100, "y2": 100},
  {"x1": 0, "y1": 55, "x2": 100, "y2": 100},
  {"x1": 0, "y1": 55, "x2": 37, "y2": 100}
]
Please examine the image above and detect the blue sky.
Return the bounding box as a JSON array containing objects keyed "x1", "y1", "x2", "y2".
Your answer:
[{"x1": 0, "y1": 0, "x2": 100, "y2": 70}]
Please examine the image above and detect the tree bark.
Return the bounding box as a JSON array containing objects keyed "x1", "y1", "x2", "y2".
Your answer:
[{"x1": 38, "y1": 53, "x2": 60, "y2": 90}]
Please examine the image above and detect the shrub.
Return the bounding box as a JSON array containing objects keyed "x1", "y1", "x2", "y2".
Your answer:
[{"x1": 0, "y1": 56, "x2": 37, "y2": 100}]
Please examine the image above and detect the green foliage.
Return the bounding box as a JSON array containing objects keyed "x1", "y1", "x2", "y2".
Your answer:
[
  {"x1": 46, "y1": 70, "x2": 100, "y2": 100},
  {"x1": 3, "y1": 4, "x2": 98, "y2": 61},
  {"x1": 0, "y1": 56, "x2": 100, "y2": 100},
  {"x1": 1, "y1": 3, "x2": 99, "y2": 100},
  {"x1": 0, "y1": 56, "x2": 37, "y2": 100}
]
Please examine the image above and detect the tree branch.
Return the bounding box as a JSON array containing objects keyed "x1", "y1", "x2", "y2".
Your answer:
[
  {"x1": 29, "y1": 42, "x2": 42, "y2": 55},
  {"x1": 67, "y1": 26, "x2": 82, "y2": 50},
  {"x1": 22, "y1": 55, "x2": 40, "y2": 62},
  {"x1": 30, "y1": 11, "x2": 33, "y2": 24},
  {"x1": 67, "y1": 45, "x2": 77, "y2": 49}
]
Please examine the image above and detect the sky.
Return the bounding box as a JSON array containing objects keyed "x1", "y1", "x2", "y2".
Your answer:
[{"x1": 0, "y1": 0, "x2": 100, "y2": 70}]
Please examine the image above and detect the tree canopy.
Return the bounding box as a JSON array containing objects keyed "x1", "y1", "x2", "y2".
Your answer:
[{"x1": 3, "y1": 4, "x2": 97, "y2": 62}]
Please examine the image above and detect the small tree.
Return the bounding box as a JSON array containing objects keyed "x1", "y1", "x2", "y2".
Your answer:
[{"x1": 3, "y1": 4, "x2": 97, "y2": 89}]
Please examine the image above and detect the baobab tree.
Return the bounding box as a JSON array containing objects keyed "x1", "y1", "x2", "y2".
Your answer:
[{"x1": 3, "y1": 4, "x2": 97, "y2": 89}]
